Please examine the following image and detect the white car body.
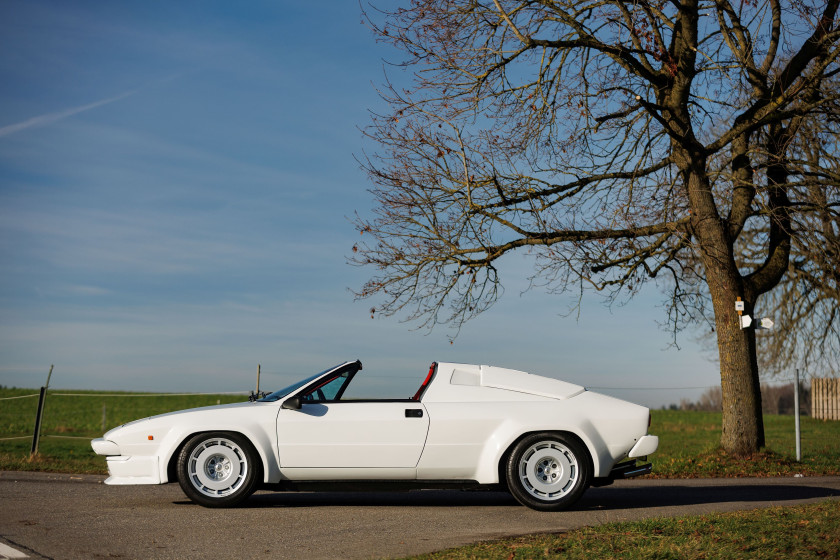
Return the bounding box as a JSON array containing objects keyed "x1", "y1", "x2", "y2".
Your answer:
[{"x1": 92, "y1": 360, "x2": 658, "y2": 510}]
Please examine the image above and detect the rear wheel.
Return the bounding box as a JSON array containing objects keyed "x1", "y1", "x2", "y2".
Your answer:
[
  {"x1": 505, "y1": 432, "x2": 591, "y2": 511},
  {"x1": 177, "y1": 432, "x2": 260, "y2": 507}
]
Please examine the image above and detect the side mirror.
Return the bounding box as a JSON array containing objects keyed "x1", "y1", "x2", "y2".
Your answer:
[{"x1": 281, "y1": 396, "x2": 302, "y2": 410}]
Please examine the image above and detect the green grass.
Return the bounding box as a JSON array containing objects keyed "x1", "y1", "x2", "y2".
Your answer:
[
  {"x1": 1, "y1": 389, "x2": 839, "y2": 476},
  {"x1": 650, "y1": 409, "x2": 840, "y2": 477},
  {"x1": 402, "y1": 499, "x2": 840, "y2": 559},
  {"x1": 0, "y1": 387, "x2": 245, "y2": 473}
]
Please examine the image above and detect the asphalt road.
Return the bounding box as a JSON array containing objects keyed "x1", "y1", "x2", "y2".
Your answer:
[{"x1": 1, "y1": 472, "x2": 838, "y2": 560}]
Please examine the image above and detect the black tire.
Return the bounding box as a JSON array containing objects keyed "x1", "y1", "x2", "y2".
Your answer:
[
  {"x1": 505, "y1": 432, "x2": 591, "y2": 511},
  {"x1": 177, "y1": 432, "x2": 261, "y2": 508}
]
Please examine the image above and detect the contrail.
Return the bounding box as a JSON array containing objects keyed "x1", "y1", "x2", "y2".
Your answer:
[{"x1": 0, "y1": 89, "x2": 137, "y2": 138}]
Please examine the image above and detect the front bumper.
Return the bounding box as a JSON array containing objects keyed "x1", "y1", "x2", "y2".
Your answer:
[
  {"x1": 92, "y1": 438, "x2": 161, "y2": 485},
  {"x1": 91, "y1": 438, "x2": 119, "y2": 456},
  {"x1": 103, "y1": 455, "x2": 161, "y2": 485}
]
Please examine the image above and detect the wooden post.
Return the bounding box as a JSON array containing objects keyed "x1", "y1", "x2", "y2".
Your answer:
[
  {"x1": 30, "y1": 386, "x2": 47, "y2": 457},
  {"x1": 256, "y1": 364, "x2": 261, "y2": 395},
  {"x1": 822, "y1": 378, "x2": 827, "y2": 420},
  {"x1": 30, "y1": 365, "x2": 53, "y2": 458},
  {"x1": 814, "y1": 378, "x2": 822, "y2": 420}
]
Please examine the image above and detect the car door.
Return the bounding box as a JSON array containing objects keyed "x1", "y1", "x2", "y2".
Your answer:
[{"x1": 276, "y1": 401, "x2": 430, "y2": 468}]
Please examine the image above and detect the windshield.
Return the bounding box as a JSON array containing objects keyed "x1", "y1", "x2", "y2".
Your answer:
[{"x1": 257, "y1": 367, "x2": 336, "y2": 402}]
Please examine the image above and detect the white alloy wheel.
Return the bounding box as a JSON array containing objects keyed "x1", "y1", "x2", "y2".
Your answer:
[
  {"x1": 517, "y1": 440, "x2": 578, "y2": 500},
  {"x1": 505, "y1": 432, "x2": 591, "y2": 511},
  {"x1": 188, "y1": 437, "x2": 248, "y2": 497},
  {"x1": 177, "y1": 432, "x2": 260, "y2": 507}
]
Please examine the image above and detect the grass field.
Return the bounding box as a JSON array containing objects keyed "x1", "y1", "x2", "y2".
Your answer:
[
  {"x1": 1, "y1": 388, "x2": 839, "y2": 476},
  {"x1": 650, "y1": 409, "x2": 840, "y2": 477},
  {"x1": 403, "y1": 500, "x2": 840, "y2": 559},
  {"x1": 0, "y1": 387, "x2": 245, "y2": 473}
]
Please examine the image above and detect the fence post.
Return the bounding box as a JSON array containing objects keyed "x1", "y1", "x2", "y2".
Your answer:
[
  {"x1": 29, "y1": 365, "x2": 53, "y2": 458},
  {"x1": 30, "y1": 386, "x2": 47, "y2": 457}
]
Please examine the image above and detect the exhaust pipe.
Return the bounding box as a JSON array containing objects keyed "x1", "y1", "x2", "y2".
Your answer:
[
  {"x1": 610, "y1": 460, "x2": 652, "y2": 479},
  {"x1": 591, "y1": 460, "x2": 653, "y2": 486}
]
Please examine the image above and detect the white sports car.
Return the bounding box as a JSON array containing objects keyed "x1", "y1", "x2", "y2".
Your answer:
[{"x1": 91, "y1": 360, "x2": 658, "y2": 511}]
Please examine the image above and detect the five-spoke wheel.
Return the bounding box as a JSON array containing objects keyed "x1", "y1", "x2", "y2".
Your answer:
[
  {"x1": 177, "y1": 432, "x2": 260, "y2": 507},
  {"x1": 506, "y1": 433, "x2": 591, "y2": 511}
]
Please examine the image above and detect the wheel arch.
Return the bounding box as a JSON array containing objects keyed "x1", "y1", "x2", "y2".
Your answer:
[
  {"x1": 164, "y1": 429, "x2": 274, "y2": 485},
  {"x1": 497, "y1": 430, "x2": 595, "y2": 487}
]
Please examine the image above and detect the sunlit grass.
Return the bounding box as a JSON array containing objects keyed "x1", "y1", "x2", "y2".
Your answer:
[
  {"x1": 650, "y1": 409, "x2": 840, "y2": 477},
  {"x1": 0, "y1": 387, "x2": 244, "y2": 473},
  {"x1": 403, "y1": 500, "x2": 840, "y2": 559}
]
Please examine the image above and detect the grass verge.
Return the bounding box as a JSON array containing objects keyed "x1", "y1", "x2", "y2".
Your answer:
[
  {"x1": 650, "y1": 409, "x2": 840, "y2": 477},
  {"x1": 403, "y1": 499, "x2": 840, "y2": 559}
]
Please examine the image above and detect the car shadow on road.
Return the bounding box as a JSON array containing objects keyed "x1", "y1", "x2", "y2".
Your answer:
[
  {"x1": 180, "y1": 480, "x2": 840, "y2": 510},
  {"x1": 579, "y1": 482, "x2": 840, "y2": 511},
  {"x1": 235, "y1": 489, "x2": 520, "y2": 508}
]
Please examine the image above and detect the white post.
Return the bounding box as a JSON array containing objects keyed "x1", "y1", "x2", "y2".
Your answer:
[{"x1": 794, "y1": 368, "x2": 801, "y2": 462}]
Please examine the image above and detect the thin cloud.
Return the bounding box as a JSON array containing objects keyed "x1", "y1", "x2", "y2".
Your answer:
[{"x1": 0, "y1": 90, "x2": 136, "y2": 138}]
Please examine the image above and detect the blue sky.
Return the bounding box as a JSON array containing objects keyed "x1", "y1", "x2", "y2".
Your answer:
[{"x1": 0, "y1": 0, "x2": 721, "y2": 407}]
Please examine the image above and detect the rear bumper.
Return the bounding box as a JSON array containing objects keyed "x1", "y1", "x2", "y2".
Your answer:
[{"x1": 629, "y1": 435, "x2": 659, "y2": 458}]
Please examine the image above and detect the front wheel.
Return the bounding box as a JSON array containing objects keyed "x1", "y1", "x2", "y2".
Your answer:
[
  {"x1": 177, "y1": 432, "x2": 260, "y2": 507},
  {"x1": 505, "y1": 433, "x2": 591, "y2": 511}
]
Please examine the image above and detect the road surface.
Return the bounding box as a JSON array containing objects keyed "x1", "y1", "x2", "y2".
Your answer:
[{"x1": 1, "y1": 472, "x2": 838, "y2": 559}]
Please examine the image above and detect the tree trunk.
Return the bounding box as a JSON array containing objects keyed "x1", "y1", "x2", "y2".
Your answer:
[
  {"x1": 708, "y1": 282, "x2": 765, "y2": 455},
  {"x1": 683, "y1": 157, "x2": 765, "y2": 456}
]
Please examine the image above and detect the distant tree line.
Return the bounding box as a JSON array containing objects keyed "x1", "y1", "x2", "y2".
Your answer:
[{"x1": 667, "y1": 383, "x2": 810, "y2": 416}]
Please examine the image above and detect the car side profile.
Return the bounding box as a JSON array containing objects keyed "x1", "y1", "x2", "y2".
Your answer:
[{"x1": 91, "y1": 360, "x2": 658, "y2": 511}]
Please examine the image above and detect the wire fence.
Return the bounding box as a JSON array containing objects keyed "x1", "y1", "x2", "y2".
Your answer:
[
  {"x1": 0, "y1": 388, "x2": 250, "y2": 444},
  {"x1": 2, "y1": 378, "x2": 835, "y2": 448}
]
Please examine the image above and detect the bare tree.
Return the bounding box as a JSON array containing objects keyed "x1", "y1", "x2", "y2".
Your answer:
[
  {"x1": 353, "y1": 1, "x2": 840, "y2": 455},
  {"x1": 752, "y1": 118, "x2": 840, "y2": 378},
  {"x1": 680, "y1": 386, "x2": 723, "y2": 411},
  {"x1": 692, "y1": 111, "x2": 840, "y2": 379}
]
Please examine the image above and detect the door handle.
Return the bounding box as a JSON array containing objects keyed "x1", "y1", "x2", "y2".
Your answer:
[{"x1": 405, "y1": 409, "x2": 423, "y2": 418}]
